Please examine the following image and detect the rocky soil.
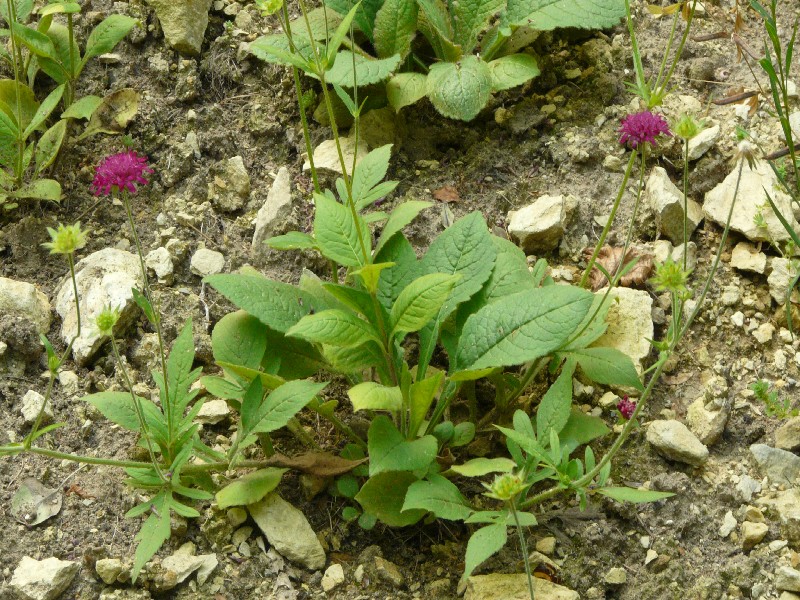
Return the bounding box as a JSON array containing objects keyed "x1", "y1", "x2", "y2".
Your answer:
[{"x1": 2, "y1": 0, "x2": 800, "y2": 599}]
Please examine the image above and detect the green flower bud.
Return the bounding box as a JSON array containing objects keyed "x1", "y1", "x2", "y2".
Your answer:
[
  {"x1": 483, "y1": 472, "x2": 526, "y2": 502},
  {"x1": 42, "y1": 222, "x2": 88, "y2": 256},
  {"x1": 673, "y1": 113, "x2": 705, "y2": 141},
  {"x1": 649, "y1": 258, "x2": 690, "y2": 296},
  {"x1": 95, "y1": 306, "x2": 121, "y2": 336}
]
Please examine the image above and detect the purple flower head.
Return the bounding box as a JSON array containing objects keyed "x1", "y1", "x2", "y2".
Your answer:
[
  {"x1": 91, "y1": 151, "x2": 154, "y2": 196},
  {"x1": 617, "y1": 395, "x2": 636, "y2": 420},
  {"x1": 619, "y1": 111, "x2": 672, "y2": 149}
]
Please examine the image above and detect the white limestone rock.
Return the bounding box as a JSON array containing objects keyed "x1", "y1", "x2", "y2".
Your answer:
[
  {"x1": 646, "y1": 420, "x2": 709, "y2": 466},
  {"x1": 190, "y1": 248, "x2": 225, "y2": 277},
  {"x1": 507, "y1": 194, "x2": 577, "y2": 253},
  {"x1": 591, "y1": 287, "x2": 653, "y2": 376},
  {"x1": 0, "y1": 277, "x2": 51, "y2": 334},
  {"x1": 703, "y1": 159, "x2": 798, "y2": 242},
  {"x1": 54, "y1": 248, "x2": 143, "y2": 366},
  {"x1": 252, "y1": 167, "x2": 293, "y2": 252},
  {"x1": 10, "y1": 556, "x2": 80, "y2": 600},
  {"x1": 645, "y1": 166, "x2": 703, "y2": 244}
]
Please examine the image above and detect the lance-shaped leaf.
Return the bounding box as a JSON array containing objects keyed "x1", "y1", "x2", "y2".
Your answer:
[
  {"x1": 287, "y1": 309, "x2": 382, "y2": 347},
  {"x1": 373, "y1": 0, "x2": 418, "y2": 59},
  {"x1": 390, "y1": 273, "x2": 460, "y2": 338},
  {"x1": 314, "y1": 192, "x2": 371, "y2": 267},
  {"x1": 349, "y1": 382, "x2": 403, "y2": 412}
]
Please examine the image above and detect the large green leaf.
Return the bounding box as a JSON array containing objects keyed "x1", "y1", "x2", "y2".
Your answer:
[
  {"x1": 376, "y1": 200, "x2": 433, "y2": 253},
  {"x1": 390, "y1": 273, "x2": 460, "y2": 338},
  {"x1": 402, "y1": 474, "x2": 472, "y2": 520},
  {"x1": 249, "y1": 379, "x2": 328, "y2": 434},
  {"x1": 451, "y1": 0, "x2": 504, "y2": 52},
  {"x1": 13, "y1": 24, "x2": 58, "y2": 61},
  {"x1": 425, "y1": 56, "x2": 493, "y2": 121},
  {"x1": 376, "y1": 234, "x2": 418, "y2": 310},
  {"x1": 503, "y1": 0, "x2": 626, "y2": 30},
  {"x1": 34, "y1": 119, "x2": 67, "y2": 175},
  {"x1": 373, "y1": 0, "x2": 418, "y2": 59},
  {"x1": 287, "y1": 309, "x2": 382, "y2": 347},
  {"x1": 386, "y1": 72, "x2": 428, "y2": 112},
  {"x1": 455, "y1": 285, "x2": 593, "y2": 374},
  {"x1": 565, "y1": 347, "x2": 644, "y2": 391},
  {"x1": 449, "y1": 457, "x2": 516, "y2": 477},
  {"x1": 37, "y1": 23, "x2": 78, "y2": 83},
  {"x1": 535, "y1": 361, "x2": 574, "y2": 442},
  {"x1": 85, "y1": 391, "x2": 159, "y2": 432},
  {"x1": 130, "y1": 491, "x2": 171, "y2": 582},
  {"x1": 325, "y1": 51, "x2": 401, "y2": 87},
  {"x1": 215, "y1": 468, "x2": 287, "y2": 508},
  {"x1": 325, "y1": 0, "x2": 383, "y2": 41},
  {"x1": 597, "y1": 487, "x2": 675, "y2": 504},
  {"x1": 488, "y1": 53, "x2": 540, "y2": 91},
  {"x1": 212, "y1": 311, "x2": 267, "y2": 370},
  {"x1": 351, "y1": 144, "x2": 394, "y2": 210},
  {"x1": 82, "y1": 15, "x2": 139, "y2": 67},
  {"x1": 0, "y1": 109, "x2": 18, "y2": 170},
  {"x1": 462, "y1": 524, "x2": 507, "y2": 581},
  {"x1": 205, "y1": 274, "x2": 322, "y2": 333},
  {"x1": 314, "y1": 192, "x2": 371, "y2": 267},
  {"x1": 0, "y1": 0, "x2": 33, "y2": 23},
  {"x1": 349, "y1": 382, "x2": 403, "y2": 412},
  {"x1": 355, "y1": 471, "x2": 426, "y2": 526},
  {"x1": 368, "y1": 415, "x2": 438, "y2": 476}
]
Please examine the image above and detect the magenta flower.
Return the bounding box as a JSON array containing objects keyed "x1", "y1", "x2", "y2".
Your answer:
[
  {"x1": 91, "y1": 151, "x2": 154, "y2": 196},
  {"x1": 619, "y1": 111, "x2": 672, "y2": 148},
  {"x1": 617, "y1": 395, "x2": 636, "y2": 420}
]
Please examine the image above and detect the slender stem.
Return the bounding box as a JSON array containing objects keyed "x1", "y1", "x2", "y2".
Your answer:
[
  {"x1": 655, "y1": 0, "x2": 697, "y2": 100},
  {"x1": 122, "y1": 191, "x2": 172, "y2": 455},
  {"x1": 68, "y1": 254, "x2": 81, "y2": 335},
  {"x1": 1, "y1": 445, "x2": 154, "y2": 469},
  {"x1": 580, "y1": 151, "x2": 637, "y2": 288},
  {"x1": 279, "y1": 3, "x2": 319, "y2": 193},
  {"x1": 66, "y1": 13, "x2": 76, "y2": 106},
  {"x1": 6, "y1": 0, "x2": 24, "y2": 185},
  {"x1": 682, "y1": 138, "x2": 689, "y2": 269},
  {"x1": 510, "y1": 500, "x2": 535, "y2": 600},
  {"x1": 110, "y1": 336, "x2": 165, "y2": 481},
  {"x1": 653, "y1": 9, "x2": 680, "y2": 93}
]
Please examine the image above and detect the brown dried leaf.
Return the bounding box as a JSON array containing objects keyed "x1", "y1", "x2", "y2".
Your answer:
[
  {"x1": 583, "y1": 246, "x2": 654, "y2": 291},
  {"x1": 264, "y1": 452, "x2": 366, "y2": 477},
  {"x1": 433, "y1": 185, "x2": 460, "y2": 203}
]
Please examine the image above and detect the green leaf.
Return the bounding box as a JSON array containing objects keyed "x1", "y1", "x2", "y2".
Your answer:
[
  {"x1": 61, "y1": 95, "x2": 102, "y2": 120},
  {"x1": 205, "y1": 274, "x2": 322, "y2": 333},
  {"x1": 373, "y1": 0, "x2": 418, "y2": 59},
  {"x1": 251, "y1": 379, "x2": 328, "y2": 434},
  {"x1": 200, "y1": 376, "x2": 243, "y2": 399},
  {"x1": 0, "y1": 0, "x2": 33, "y2": 22},
  {"x1": 212, "y1": 311, "x2": 268, "y2": 370},
  {"x1": 325, "y1": 51, "x2": 401, "y2": 87},
  {"x1": 451, "y1": 0, "x2": 504, "y2": 52},
  {"x1": 39, "y1": 3, "x2": 81, "y2": 16},
  {"x1": 390, "y1": 273, "x2": 460, "y2": 338},
  {"x1": 215, "y1": 468, "x2": 287, "y2": 508},
  {"x1": 355, "y1": 471, "x2": 426, "y2": 526},
  {"x1": 488, "y1": 53, "x2": 540, "y2": 92},
  {"x1": 461, "y1": 235, "x2": 536, "y2": 317},
  {"x1": 287, "y1": 309, "x2": 382, "y2": 347},
  {"x1": 496, "y1": 424, "x2": 553, "y2": 467},
  {"x1": 376, "y1": 234, "x2": 418, "y2": 310},
  {"x1": 421, "y1": 211, "x2": 495, "y2": 321},
  {"x1": 0, "y1": 80, "x2": 38, "y2": 131},
  {"x1": 463, "y1": 524, "x2": 507, "y2": 581},
  {"x1": 387, "y1": 73, "x2": 428, "y2": 112},
  {"x1": 452, "y1": 421, "x2": 475, "y2": 446},
  {"x1": 353, "y1": 262, "x2": 395, "y2": 294},
  {"x1": 0, "y1": 109, "x2": 18, "y2": 170},
  {"x1": 409, "y1": 371, "x2": 443, "y2": 436},
  {"x1": 450, "y1": 457, "x2": 517, "y2": 477},
  {"x1": 326, "y1": 0, "x2": 382, "y2": 40},
  {"x1": 314, "y1": 192, "x2": 370, "y2": 267},
  {"x1": 34, "y1": 119, "x2": 66, "y2": 174},
  {"x1": 37, "y1": 23, "x2": 78, "y2": 83},
  {"x1": 349, "y1": 382, "x2": 403, "y2": 412},
  {"x1": 368, "y1": 415, "x2": 438, "y2": 476},
  {"x1": 426, "y1": 56, "x2": 493, "y2": 121},
  {"x1": 23, "y1": 84, "x2": 64, "y2": 139},
  {"x1": 402, "y1": 474, "x2": 472, "y2": 520},
  {"x1": 85, "y1": 391, "x2": 155, "y2": 431},
  {"x1": 165, "y1": 321, "x2": 199, "y2": 418},
  {"x1": 536, "y1": 361, "x2": 575, "y2": 442},
  {"x1": 131, "y1": 492, "x2": 171, "y2": 582},
  {"x1": 266, "y1": 231, "x2": 317, "y2": 251},
  {"x1": 503, "y1": 0, "x2": 626, "y2": 31},
  {"x1": 565, "y1": 347, "x2": 644, "y2": 391},
  {"x1": 82, "y1": 15, "x2": 139, "y2": 67},
  {"x1": 559, "y1": 409, "x2": 610, "y2": 454},
  {"x1": 351, "y1": 144, "x2": 394, "y2": 210},
  {"x1": 249, "y1": 33, "x2": 317, "y2": 71},
  {"x1": 455, "y1": 285, "x2": 593, "y2": 373},
  {"x1": 13, "y1": 24, "x2": 58, "y2": 61},
  {"x1": 376, "y1": 200, "x2": 433, "y2": 254},
  {"x1": 597, "y1": 487, "x2": 675, "y2": 504},
  {"x1": 325, "y1": 1, "x2": 360, "y2": 66},
  {"x1": 8, "y1": 178, "x2": 61, "y2": 200}
]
